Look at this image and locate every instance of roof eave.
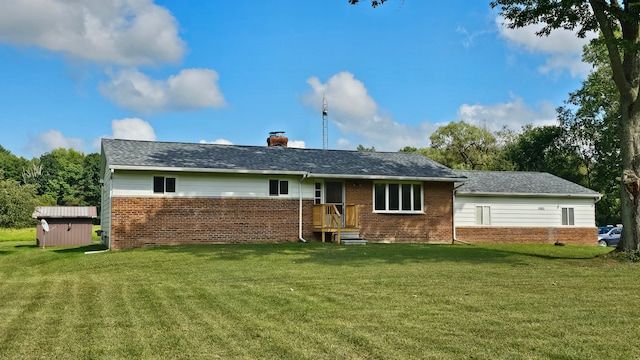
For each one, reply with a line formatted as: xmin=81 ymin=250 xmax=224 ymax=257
xmin=306 ymin=173 xmax=465 ymax=182
xmin=109 ymin=165 xmax=464 ymax=182
xmin=109 ymin=165 xmax=308 ymax=176
xmin=455 ymin=191 xmax=601 ymax=199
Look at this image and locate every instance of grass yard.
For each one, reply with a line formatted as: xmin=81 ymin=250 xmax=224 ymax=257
xmin=0 ymin=241 xmax=638 ymax=359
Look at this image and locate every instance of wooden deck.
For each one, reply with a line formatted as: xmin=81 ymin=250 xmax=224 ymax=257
xmin=312 ymin=204 xmax=359 ymax=244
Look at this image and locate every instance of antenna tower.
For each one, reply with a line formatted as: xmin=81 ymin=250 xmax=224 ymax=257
xmin=322 ymin=94 xmax=328 ymax=150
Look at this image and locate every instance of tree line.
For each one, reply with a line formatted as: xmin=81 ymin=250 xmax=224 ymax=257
xmin=0 ymin=147 xmax=100 ymax=228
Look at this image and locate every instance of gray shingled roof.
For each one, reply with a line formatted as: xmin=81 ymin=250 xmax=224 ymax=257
xmin=101 ymin=139 xmax=464 ymax=181
xmin=455 ymin=170 xmax=601 ymax=198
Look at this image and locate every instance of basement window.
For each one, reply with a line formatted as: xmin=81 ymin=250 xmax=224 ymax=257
xmin=153 ymin=176 xmax=176 ymax=194
xmin=373 ymin=182 xmax=422 ymax=213
xmin=269 ymin=179 xmax=289 ymax=196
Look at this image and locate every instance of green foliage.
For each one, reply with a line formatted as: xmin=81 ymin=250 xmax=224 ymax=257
xmin=356 ymin=144 xmax=376 ymax=152
xmin=0 ymin=146 xmax=102 ymax=225
xmin=0 ymin=145 xmax=30 ymax=182
xmin=557 ymin=34 xmax=622 ymax=226
xmin=398 ymin=146 xmax=417 ymax=152
xmin=426 ymin=121 xmax=512 ymax=170
xmin=502 ymin=124 xmax=585 ymax=184
xmin=0 ymin=177 xmax=38 ymax=228
xmin=348 ymin=0 xmax=388 ymax=7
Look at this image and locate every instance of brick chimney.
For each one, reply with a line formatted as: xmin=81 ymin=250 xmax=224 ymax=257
xmin=267 ymin=131 xmax=288 ymax=147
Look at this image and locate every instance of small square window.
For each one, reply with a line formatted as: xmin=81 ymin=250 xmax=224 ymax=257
xmin=269 ymin=179 xmax=279 ymax=196
xmin=153 ymin=176 xmax=164 ymax=193
xmin=269 ymin=179 xmax=289 ymax=196
xmin=165 ymin=177 xmax=176 ymax=193
xmin=153 ymin=176 xmax=176 ymax=194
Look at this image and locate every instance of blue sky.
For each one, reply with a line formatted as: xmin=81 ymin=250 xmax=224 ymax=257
xmin=0 ymin=1 xmax=595 ymax=158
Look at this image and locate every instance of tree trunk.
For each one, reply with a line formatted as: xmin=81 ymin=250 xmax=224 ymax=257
xmin=617 ymin=97 xmax=640 ymax=251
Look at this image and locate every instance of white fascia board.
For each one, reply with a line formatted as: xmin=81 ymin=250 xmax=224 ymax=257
xmin=455 ymin=191 xmax=601 ymax=200
xmin=108 ymin=165 xmax=465 ymax=182
xmin=306 ymin=173 xmax=465 ymax=182
xmin=108 ymin=165 xmax=307 ymax=176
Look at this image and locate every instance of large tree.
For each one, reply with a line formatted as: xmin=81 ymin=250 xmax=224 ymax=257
xmin=490 ymin=0 xmax=640 ymax=251
xmin=351 ymin=0 xmax=640 ymax=251
xmin=428 ymin=121 xmax=502 ymax=170
xmin=558 ymin=34 xmax=622 ymax=226
xmin=503 ymin=124 xmax=585 ymax=184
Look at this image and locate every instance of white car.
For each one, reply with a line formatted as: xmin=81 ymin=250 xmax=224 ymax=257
xmin=598 ymin=227 xmax=622 ymax=247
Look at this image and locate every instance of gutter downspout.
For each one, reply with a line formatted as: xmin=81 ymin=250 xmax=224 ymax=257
xmin=298 ymin=173 xmax=308 ymax=242
xmin=107 ymin=168 xmax=114 ymax=250
xmin=452 ymin=182 xmax=465 ymax=244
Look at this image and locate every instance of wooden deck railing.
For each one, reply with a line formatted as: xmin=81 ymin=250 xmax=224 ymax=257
xmin=312 ymin=204 xmax=359 ymax=243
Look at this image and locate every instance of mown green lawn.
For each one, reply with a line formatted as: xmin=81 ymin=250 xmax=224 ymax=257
xmin=0 ymin=240 xmax=637 ymax=359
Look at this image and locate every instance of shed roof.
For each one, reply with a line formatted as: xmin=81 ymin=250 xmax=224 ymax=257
xmin=32 ymin=206 xmax=98 ymax=219
xmin=101 ymin=139 xmax=464 ymax=182
xmin=454 ymin=170 xmax=601 ymax=198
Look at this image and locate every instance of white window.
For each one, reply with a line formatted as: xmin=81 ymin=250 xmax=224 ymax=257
xmin=475 ymin=206 xmax=491 ymax=225
xmin=373 ymin=182 xmax=422 ymax=213
xmin=562 ymin=207 xmax=575 ymax=226
xmin=269 ymin=179 xmax=289 ymax=196
xmin=314 ymin=182 xmax=322 ymax=205
xmin=153 ymin=176 xmax=176 ymax=194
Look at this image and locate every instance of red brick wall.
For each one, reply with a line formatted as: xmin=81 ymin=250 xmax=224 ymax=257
xmin=345 ymin=180 xmax=454 ymax=244
xmin=110 ymin=197 xmax=315 ymax=249
xmin=455 ymin=227 xmax=598 ymax=245
xmin=109 ymin=180 xmax=457 ymax=248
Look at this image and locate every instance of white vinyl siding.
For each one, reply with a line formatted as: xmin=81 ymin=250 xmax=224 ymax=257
xmin=111 ymin=171 xmax=314 ymax=199
xmin=455 ymin=195 xmax=596 ymax=228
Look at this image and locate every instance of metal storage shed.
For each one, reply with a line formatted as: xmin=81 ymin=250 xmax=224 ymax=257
xmin=32 ymin=206 xmax=98 ymax=247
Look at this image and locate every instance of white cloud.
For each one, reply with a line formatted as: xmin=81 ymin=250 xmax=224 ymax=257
xmin=24 ymin=129 xmax=85 ymax=156
xmin=111 ymin=118 xmax=156 ymax=140
xmin=90 ymin=117 xmax=155 ymax=151
xmin=457 ymin=96 xmax=557 ymax=132
xmin=287 ymin=140 xmax=306 ymax=148
xmin=303 ymin=72 xmax=433 ymax=151
xmin=495 ymin=16 xmax=596 ymax=77
xmin=100 ymin=68 xmax=226 ymax=113
xmin=0 ymin=0 xmax=185 ymax=66
xmin=304 ymin=72 xmax=377 ymax=118
xmin=199 ymin=138 xmax=233 ymax=145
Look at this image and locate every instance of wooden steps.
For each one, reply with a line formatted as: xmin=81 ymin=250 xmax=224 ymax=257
xmin=336 ymin=231 xmax=367 ymax=245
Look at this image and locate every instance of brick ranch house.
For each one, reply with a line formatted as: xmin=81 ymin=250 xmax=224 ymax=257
xmin=100 ymin=137 xmax=464 ymax=249
xmin=99 ymin=137 xmax=601 ymax=250
xmin=454 ymin=170 xmax=601 ymax=245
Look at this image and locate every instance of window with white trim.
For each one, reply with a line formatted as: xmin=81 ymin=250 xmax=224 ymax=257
xmin=475 ymin=206 xmax=491 ymax=225
xmin=373 ymin=182 xmax=422 ymax=213
xmin=561 ymin=207 xmax=575 ymax=225
xmin=269 ymin=179 xmax=289 ymax=196
xmin=153 ymin=176 xmax=176 ymax=194
xmin=314 ymin=182 xmax=322 ymax=204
